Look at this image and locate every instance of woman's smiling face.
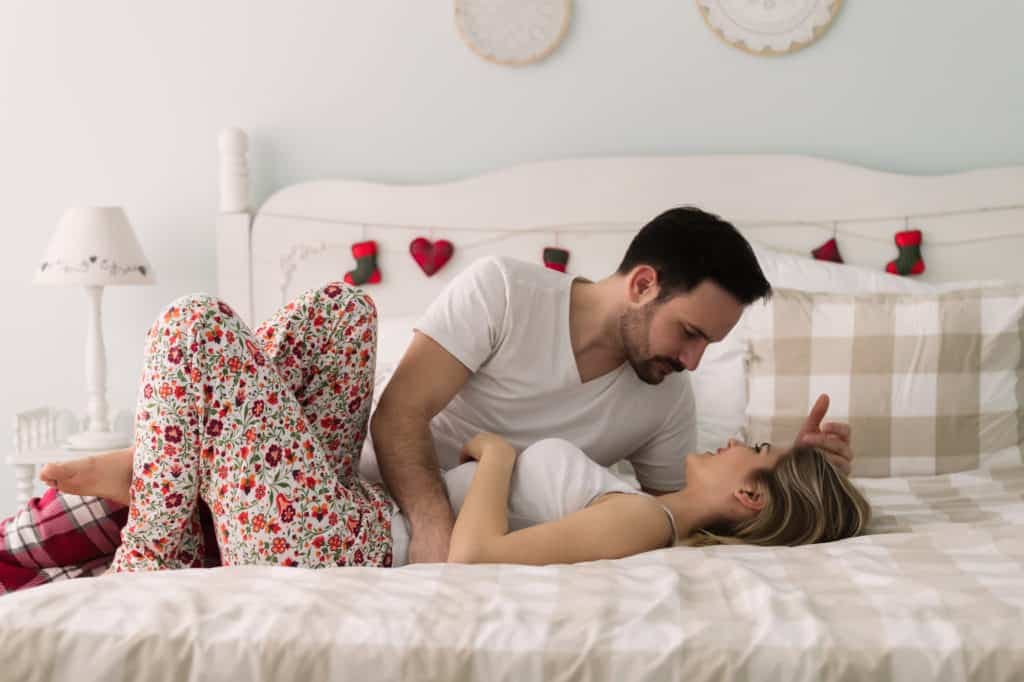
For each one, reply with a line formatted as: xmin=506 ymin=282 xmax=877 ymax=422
xmin=685 ymin=439 xmax=785 ymax=515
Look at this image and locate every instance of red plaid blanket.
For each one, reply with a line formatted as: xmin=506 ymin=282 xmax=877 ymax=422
xmin=0 ymin=489 xmax=126 ymax=594
xmin=0 ymin=489 xmax=219 ymax=594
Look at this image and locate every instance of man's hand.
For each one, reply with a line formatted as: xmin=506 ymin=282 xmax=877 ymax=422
xmin=408 ymin=520 xmax=453 ymax=564
xmin=373 ymin=332 xmax=471 ymax=565
xmin=795 ymin=394 xmax=854 ymax=475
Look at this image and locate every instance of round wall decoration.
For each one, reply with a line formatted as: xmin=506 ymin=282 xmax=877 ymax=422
xmin=455 ymin=0 xmax=572 ymax=66
xmin=696 ymin=0 xmax=842 ymax=56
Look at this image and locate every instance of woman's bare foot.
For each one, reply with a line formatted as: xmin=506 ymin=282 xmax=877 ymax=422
xmin=39 ymin=447 xmax=134 ymax=506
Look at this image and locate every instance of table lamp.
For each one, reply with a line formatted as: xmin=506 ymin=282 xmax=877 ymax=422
xmin=35 ymin=206 xmax=154 ymax=450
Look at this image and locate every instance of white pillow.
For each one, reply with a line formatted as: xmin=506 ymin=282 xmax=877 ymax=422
xmin=692 ymin=245 xmax=941 ymax=453
xmin=376 ymin=314 xmax=419 ymax=373
xmin=371 ymin=314 xmax=418 ymax=414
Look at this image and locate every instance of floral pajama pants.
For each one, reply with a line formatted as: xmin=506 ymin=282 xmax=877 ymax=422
xmin=109 ymin=283 xmax=397 ymax=572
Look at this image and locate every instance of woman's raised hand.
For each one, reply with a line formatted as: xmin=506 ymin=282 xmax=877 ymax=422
xmin=796 ymin=394 xmax=854 ymax=475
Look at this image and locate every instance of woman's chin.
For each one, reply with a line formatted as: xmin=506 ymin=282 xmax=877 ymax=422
xmin=684 ymin=451 xmax=712 ymax=483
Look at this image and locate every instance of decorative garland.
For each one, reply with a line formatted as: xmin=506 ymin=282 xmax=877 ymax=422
xmin=262 ymin=202 xmax=1024 ymax=283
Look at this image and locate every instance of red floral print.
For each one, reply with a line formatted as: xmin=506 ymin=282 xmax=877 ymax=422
xmin=110 ymin=283 xmax=395 ymax=572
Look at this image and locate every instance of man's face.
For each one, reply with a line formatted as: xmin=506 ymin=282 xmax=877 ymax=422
xmin=619 ymin=278 xmax=744 ymax=385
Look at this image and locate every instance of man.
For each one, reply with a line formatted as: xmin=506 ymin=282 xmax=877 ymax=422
xmin=370 ymin=207 xmax=854 ymax=564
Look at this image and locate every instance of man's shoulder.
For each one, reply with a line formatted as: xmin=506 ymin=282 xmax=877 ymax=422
xmin=464 ymin=256 xmax=568 ymax=297
xmin=457 ymin=256 xmax=518 ymax=289
xmin=471 ymin=255 xmax=549 ymax=278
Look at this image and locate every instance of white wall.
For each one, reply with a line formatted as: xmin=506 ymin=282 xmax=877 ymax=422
xmin=1 ymin=1 xmax=1022 ymax=510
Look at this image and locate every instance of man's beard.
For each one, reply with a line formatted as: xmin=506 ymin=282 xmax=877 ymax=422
xmin=619 ymin=302 xmax=684 ymax=385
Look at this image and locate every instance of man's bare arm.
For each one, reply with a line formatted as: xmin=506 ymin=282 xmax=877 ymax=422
xmin=371 ymin=332 xmax=471 ymax=563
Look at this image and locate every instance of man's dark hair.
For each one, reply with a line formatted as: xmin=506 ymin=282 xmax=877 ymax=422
xmin=617 ymin=206 xmax=771 ymax=304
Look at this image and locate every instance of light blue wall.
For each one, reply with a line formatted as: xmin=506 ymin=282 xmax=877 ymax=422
xmin=0 ymin=1 xmax=1021 ymax=510
xmin=238 ymin=1 xmax=1024 ymax=202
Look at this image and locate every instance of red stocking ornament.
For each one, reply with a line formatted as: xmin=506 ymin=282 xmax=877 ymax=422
xmin=344 ymin=240 xmax=381 ymax=285
xmin=886 ymin=229 xmax=925 ymax=276
xmin=543 ymin=247 xmax=570 ymax=273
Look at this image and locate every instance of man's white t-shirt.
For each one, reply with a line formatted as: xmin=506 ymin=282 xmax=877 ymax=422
xmin=362 ymin=256 xmax=696 ymax=493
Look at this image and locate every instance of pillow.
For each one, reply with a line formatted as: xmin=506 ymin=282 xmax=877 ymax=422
xmin=750 ymin=244 xmax=938 ymax=296
xmin=370 ymin=315 xmax=418 ymax=415
xmin=691 ymin=245 xmax=938 ymax=453
xmin=376 ymin=314 xmax=419 ymax=371
xmin=744 ymin=286 xmax=1024 ymax=477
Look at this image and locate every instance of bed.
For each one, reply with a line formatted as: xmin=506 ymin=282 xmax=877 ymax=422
xmin=1 ymin=129 xmax=1022 ymax=681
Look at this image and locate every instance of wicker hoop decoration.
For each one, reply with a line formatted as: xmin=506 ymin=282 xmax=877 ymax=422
xmin=696 ymin=0 xmax=842 ymax=56
xmin=455 ymin=0 xmax=572 ymax=66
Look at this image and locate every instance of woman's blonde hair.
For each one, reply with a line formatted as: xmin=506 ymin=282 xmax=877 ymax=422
xmin=683 ymin=446 xmax=871 ymax=548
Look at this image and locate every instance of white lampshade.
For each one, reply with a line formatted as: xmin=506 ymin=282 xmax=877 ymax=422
xmin=35 ymin=206 xmax=154 ymax=286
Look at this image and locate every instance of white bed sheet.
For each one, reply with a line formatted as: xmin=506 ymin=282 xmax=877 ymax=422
xmin=1 ymin=466 xmax=1022 ymax=682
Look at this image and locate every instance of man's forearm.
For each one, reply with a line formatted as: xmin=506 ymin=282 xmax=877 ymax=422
xmin=371 ymin=410 xmax=455 ymax=535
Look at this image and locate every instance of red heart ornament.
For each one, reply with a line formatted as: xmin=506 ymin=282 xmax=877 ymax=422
xmin=409 ymin=238 xmax=454 ymax=277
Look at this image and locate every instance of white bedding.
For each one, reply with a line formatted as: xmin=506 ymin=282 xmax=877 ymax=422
xmin=1 ymin=466 xmax=1022 ymax=682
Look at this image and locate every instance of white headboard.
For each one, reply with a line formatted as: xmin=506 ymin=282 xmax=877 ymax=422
xmin=215 ymin=128 xmax=1024 ymax=329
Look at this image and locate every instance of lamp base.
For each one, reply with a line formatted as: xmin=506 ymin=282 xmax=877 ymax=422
xmin=65 ymin=430 xmax=132 ymax=451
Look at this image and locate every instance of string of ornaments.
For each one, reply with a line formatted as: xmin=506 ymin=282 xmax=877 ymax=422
xmin=812 ymin=224 xmax=926 ymax=276
xmin=343 ymin=229 xmax=926 ymax=285
xmin=344 ymin=237 xmax=573 ymax=285
xmin=264 ymin=200 xmax=1024 ymax=285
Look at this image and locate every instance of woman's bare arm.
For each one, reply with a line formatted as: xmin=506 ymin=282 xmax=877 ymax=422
xmin=448 ymin=436 xmax=673 ymax=565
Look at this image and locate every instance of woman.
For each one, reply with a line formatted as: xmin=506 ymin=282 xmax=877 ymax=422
xmin=41 ymin=284 xmax=870 ymax=571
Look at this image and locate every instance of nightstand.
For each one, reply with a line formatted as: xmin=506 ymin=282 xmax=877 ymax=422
xmin=8 ymin=407 xmax=131 ymax=507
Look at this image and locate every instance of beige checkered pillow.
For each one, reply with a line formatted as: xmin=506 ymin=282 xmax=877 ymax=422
xmin=745 ymin=286 xmax=1024 ymax=477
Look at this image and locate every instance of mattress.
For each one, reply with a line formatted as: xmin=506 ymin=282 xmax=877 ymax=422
xmin=0 ymin=466 xmax=1022 ymax=682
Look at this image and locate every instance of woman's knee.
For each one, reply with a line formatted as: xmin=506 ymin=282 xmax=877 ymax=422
xmin=323 ymin=283 xmax=377 ymax=317
xmin=320 ymin=283 xmax=378 ymax=348
xmin=292 ymin=283 xmax=377 ymax=331
xmin=149 ymin=294 xmax=240 ymax=337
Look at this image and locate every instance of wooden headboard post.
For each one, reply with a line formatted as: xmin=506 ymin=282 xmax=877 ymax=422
xmin=216 ymin=127 xmax=255 ymax=325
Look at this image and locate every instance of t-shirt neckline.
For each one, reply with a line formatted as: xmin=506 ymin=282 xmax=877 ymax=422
xmin=563 ymin=276 xmax=628 ymax=387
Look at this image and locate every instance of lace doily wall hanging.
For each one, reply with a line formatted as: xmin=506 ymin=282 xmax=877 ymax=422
xmin=455 ymin=0 xmax=572 ymax=66
xmin=696 ymin=0 xmax=842 ymax=56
